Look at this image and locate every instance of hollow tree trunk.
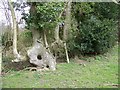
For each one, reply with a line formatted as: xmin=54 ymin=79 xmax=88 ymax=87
xmin=27 ymin=3 xmax=56 ymax=71
xmin=27 ymin=39 xmax=56 ymax=71
xmin=28 ymin=28 xmax=56 ymax=71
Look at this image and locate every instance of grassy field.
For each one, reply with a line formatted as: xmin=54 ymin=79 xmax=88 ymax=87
xmin=2 ymin=45 xmax=118 ymax=88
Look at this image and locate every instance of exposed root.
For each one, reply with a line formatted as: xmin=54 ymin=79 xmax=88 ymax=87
xmin=24 ymin=67 xmax=49 ymax=72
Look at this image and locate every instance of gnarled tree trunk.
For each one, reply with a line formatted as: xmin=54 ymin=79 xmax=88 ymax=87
xmin=27 ymin=3 xmax=56 ymax=71
xmin=27 ymin=39 xmax=56 ymax=71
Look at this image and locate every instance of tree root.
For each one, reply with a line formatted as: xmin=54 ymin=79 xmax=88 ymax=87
xmin=24 ymin=67 xmax=49 ymax=72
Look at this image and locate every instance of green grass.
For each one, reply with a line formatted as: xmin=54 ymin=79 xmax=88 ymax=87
xmin=2 ymin=45 xmax=118 ymax=88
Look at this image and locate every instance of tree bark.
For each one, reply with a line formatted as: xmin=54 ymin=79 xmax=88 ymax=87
xmin=63 ymin=1 xmax=72 ymax=63
xmin=43 ymin=30 xmax=50 ymax=53
xmin=55 ymin=24 xmax=60 ymax=42
xmin=54 ymin=2 xmax=68 ymax=42
xmin=27 ymin=3 xmax=56 ymax=71
xmin=63 ymin=1 xmax=71 ymax=41
xmin=8 ymin=0 xmax=20 ymax=62
xmin=27 ymin=39 xmax=56 ymax=71
xmin=51 ymin=2 xmax=71 ymax=63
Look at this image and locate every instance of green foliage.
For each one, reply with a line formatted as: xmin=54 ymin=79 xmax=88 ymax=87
xmin=23 ymin=2 xmax=64 ymax=31
xmin=76 ymin=17 xmax=117 ymax=54
xmin=22 ymin=2 xmax=118 ymax=55
xmin=72 ymin=2 xmax=95 ymax=24
xmin=1 ymin=31 xmax=12 ymax=46
xmin=94 ymin=3 xmax=118 ymax=20
xmin=69 ymin=3 xmax=118 ymax=55
xmin=18 ymin=30 xmax=33 ymax=47
xmin=2 ymin=33 xmax=7 ymax=46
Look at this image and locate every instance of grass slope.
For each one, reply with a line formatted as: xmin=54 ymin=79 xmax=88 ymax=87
xmin=2 ymin=45 xmax=118 ymax=88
